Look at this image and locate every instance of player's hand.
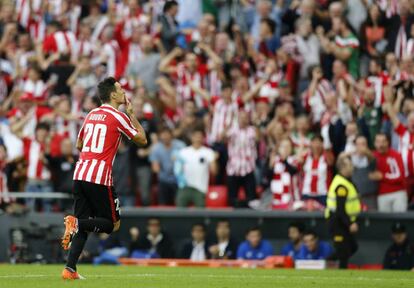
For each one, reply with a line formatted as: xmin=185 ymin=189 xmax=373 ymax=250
xmin=125 ymin=94 xmax=134 ymax=116
xmin=349 ymin=222 xmax=358 ymax=234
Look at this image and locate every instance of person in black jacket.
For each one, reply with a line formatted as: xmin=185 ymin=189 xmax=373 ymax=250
xmin=159 ymin=1 xmax=180 ymax=52
xmin=129 ymin=218 xmax=174 ymax=258
xmin=180 ymin=223 xmax=210 ymax=260
xmin=208 ymin=219 xmax=238 ymax=259
xmin=383 ymin=222 xmax=414 ymax=271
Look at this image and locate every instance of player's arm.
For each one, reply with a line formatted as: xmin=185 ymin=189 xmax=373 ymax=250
xmin=125 ymin=97 xmax=148 ymax=146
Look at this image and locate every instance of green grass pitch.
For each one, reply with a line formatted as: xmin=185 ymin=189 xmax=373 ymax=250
xmin=0 ymin=265 xmax=413 ymax=288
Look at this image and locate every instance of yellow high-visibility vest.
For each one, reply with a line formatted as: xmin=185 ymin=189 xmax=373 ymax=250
xmin=325 ymin=174 xmax=361 ymax=222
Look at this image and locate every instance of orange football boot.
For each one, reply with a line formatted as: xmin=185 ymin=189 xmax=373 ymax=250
xmin=61 ymin=267 xmax=85 ymax=280
xmin=61 ymin=215 xmax=78 ymax=250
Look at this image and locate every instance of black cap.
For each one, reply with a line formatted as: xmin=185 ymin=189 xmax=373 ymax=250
xmin=391 ymin=222 xmax=406 ymax=234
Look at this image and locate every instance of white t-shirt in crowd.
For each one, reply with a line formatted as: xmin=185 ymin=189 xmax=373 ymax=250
xmin=179 ymin=146 xmax=215 ymax=193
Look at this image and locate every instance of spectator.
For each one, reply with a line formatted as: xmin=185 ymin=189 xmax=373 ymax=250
xmin=16 ymin=122 xmax=53 ymax=211
xmin=66 ymin=56 xmax=97 ymax=94
xmin=125 ymin=34 xmax=162 ymax=94
xmin=226 ymin=110 xmax=258 ymax=208
xmin=113 ymin=139 xmax=132 ymax=207
xmin=359 ymin=4 xmax=386 ymax=76
xmin=175 ymin=129 xmax=217 ymax=208
xmin=160 ymin=1 xmax=180 ymax=52
xmin=371 ymin=133 xmax=407 ymax=212
xmin=351 ymin=135 xmax=378 ymax=210
xmin=383 ymin=222 xmax=414 ymax=270
xmin=92 ymin=233 xmax=127 ymax=265
xmin=180 ymin=223 xmax=209 ymax=260
xmin=150 ymin=127 xmax=185 ymax=205
xmin=129 ymin=218 xmax=175 ymax=259
xmin=208 ymin=219 xmax=238 ymax=260
xmin=281 ymin=222 xmax=305 ymax=260
xmin=129 ymin=97 xmax=157 ymax=207
xmin=318 ymin=16 xmax=360 ymax=78
xmin=388 ymin=94 xmax=414 ymax=205
xmin=269 ymin=138 xmax=300 ymax=210
xmin=297 ymin=230 xmax=333 ymax=260
xmin=0 ymin=143 xmax=10 ymax=211
xmin=237 ymin=226 xmax=273 ymax=260
xmin=47 ymin=137 xmax=77 ymax=210
xmin=299 ymin=134 xmax=334 ymax=207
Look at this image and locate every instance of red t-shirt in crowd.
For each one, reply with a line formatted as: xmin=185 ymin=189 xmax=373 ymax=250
xmin=373 ymin=149 xmax=406 ymax=195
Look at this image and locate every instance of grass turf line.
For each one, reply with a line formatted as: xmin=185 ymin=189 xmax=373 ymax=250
xmin=0 ymin=265 xmax=413 ymax=288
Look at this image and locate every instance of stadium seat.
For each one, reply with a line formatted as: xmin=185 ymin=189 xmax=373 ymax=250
xmin=206 ymin=186 xmax=228 ymax=208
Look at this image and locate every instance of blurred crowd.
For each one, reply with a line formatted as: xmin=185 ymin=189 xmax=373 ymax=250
xmin=0 ymin=0 xmax=414 ymax=212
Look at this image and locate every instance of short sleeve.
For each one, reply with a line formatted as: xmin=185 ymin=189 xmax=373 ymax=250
xmin=204 ymin=148 xmax=215 ymax=163
xmin=116 ymin=113 xmax=139 ymax=140
xmin=149 ymin=144 xmax=160 ymax=163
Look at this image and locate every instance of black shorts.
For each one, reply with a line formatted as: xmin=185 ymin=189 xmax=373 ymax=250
xmin=73 ymin=180 xmax=120 ymax=223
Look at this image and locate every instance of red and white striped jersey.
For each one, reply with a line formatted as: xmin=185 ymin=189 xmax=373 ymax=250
xmin=395 ymin=122 xmax=414 ymax=179
xmin=257 ymin=71 xmax=284 ymax=103
xmin=91 ymin=16 xmax=110 ymax=43
xmin=366 ymin=72 xmax=390 ymax=107
xmin=23 ymin=138 xmax=51 ymax=181
xmin=74 ymin=40 xmax=94 ymax=58
xmin=16 ymin=0 xmax=42 ymax=28
xmin=28 ymin=16 xmax=46 ymax=42
xmin=270 ymin=156 xmax=300 ymax=209
xmin=7 ymin=106 xmax=52 ymax=138
xmin=176 ymin=63 xmax=207 ymax=108
xmin=21 ymin=79 xmax=48 ymax=102
xmin=226 ymin=126 xmax=257 ymax=176
xmin=302 ymin=79 xmax=333 ymax=124
xmin=394 ymin=123 xmax=414 ymax=152
xmin=301 ymin=154 xmax=331 ymax=197
xmin=401 ymin=148 xmax=414 ymax=177
xmin=73 ymin=104 xmax=139 ymax=186
xmin=209 ymin=99 xmax=239 ymax=143
xmin=208 ymin=69 xmax=222 ymax=99
xmin=102 ymin=40 xmax=121 ymax=78
xmin=43 ymin=31 xmax=77 ymax=55
xmin=406 ymin=39 xmax=414 ymax=58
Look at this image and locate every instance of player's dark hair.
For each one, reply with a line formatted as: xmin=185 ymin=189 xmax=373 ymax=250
xmin=163 ymin=0 xmax=178 ymax=13
xmin=288 ymin=222 xmax=305 ymax=234
xmin=91 ymin=96 xmax=102 ymax=107
xmin=35 ymin=122 xmax=50 ymax=132
xmin=97 ymin=77 xmax=117 ymax=103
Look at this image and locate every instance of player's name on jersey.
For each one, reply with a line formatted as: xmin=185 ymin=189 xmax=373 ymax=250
xmin=88 ymin=114 xmax=107 ymax=121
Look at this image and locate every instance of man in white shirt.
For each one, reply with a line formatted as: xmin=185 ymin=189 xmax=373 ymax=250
xmin=176 ymin=129 xmax=218 ymax=207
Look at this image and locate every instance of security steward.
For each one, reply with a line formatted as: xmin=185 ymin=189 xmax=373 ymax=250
xmin=325 ymin=154 xmax=361 ymax=269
